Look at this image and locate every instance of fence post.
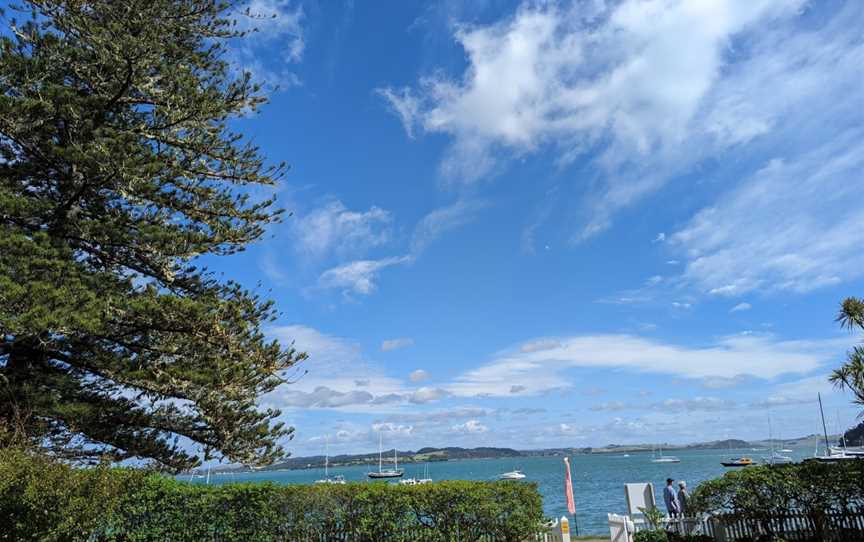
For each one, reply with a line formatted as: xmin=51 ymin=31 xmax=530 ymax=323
xmin=560 ymin=516 xmax=571 ymax=542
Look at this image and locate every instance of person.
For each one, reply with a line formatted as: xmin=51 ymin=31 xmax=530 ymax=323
xmin=663 ymin=477 xmax=681 ymax=517
xmin=677 ymin=480 xmax=689 ymax=517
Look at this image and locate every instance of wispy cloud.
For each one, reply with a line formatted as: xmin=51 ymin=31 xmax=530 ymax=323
xmin=591 ymin=397 xmax=738 ymax=413
xmin=410 ymin=199 xmax=486 ymax=255
xmin=379 ymin=0 xmax=810 ymax=236
xmin=382 ymin=338 xmax=415 ymax=352
xmin=291 ymin=200 xmax=392 ymax=260
xmin=731 ymin=303 xmax=752 ymax=313
xmin=231 ymin=0 xmax=305 ymax=87
xmin=450 ymin=419 xmax=489 ymax=434
xmin=672 ymin=134 xmax=864 ymax=297
xmin=408 ymin=368 xmax=429 ymax=382
xmin=447 ymin=333 xmax=846 ymax=397
xmin=318 ymin=256 xmax=411 ymax=296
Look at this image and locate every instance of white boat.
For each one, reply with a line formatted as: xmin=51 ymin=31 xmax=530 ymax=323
xmin=651 ymin=444 xmax=680 ymax=463
xmin=367 ymin=432 xmax=404 ymax=479
xmin=831 ymin=446 xmax=864 ymax=457
xmin=805 ymin=393 xmax=860 ymax=463
xmin=764 ymin=412 xmax=793 ymax=465
xmin=399 ymin=464 xmax=432 ymax=485
xmin=764 ymin=451 xmax=793 ymax=465
xmin=499 ymin=470 xmax=526 ymax=480
xmin=315 ymin=435 xmax=346 ymax=484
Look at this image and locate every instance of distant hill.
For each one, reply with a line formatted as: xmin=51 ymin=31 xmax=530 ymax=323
xmin=243 ymin=446 xmax=524 ymax=472
xmin=207 ymin=434 xmax=836 ymax=473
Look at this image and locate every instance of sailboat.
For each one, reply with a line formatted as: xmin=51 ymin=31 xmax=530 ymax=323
xmin=808 ymin=394 xmax=858 ymax=463
xmin=651 ymin=443 xmax=680 ymax=463
xmin=367 ymin=432 xmax=404 ymax=479
xmin=764 ymin=411 xmax=793 ymax=465
xmin=315 ymin=435 xmax=346 ymax=484
xmin=399 ymin=463 xmax=433 ymax=485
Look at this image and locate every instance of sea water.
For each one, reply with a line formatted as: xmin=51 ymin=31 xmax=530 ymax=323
xmin=193 ymin=447 xmax=815 ymax=535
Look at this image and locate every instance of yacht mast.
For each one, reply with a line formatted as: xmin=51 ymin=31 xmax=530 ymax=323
xmin=378 ymin=432 xmax=383 ymax=472
xmin=818 ymin=393 xmax=831 ymax=454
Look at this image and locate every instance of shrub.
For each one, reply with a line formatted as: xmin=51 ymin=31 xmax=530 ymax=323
xmin=0 ymin=448 xmax=545 ymax=541
xmin=690 ymin=460 xmax=864 ymax=541
xmin=634 ymin=529 xmax=668 ymax=542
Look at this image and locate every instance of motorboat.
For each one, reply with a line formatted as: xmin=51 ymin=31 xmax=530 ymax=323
xmin=721 ymin=457 xmax=756 ymax=467
xmin=499 ymin=470 xmax=526 ymax=480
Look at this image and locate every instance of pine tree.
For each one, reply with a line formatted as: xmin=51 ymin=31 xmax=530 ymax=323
xmin=0 ymin=0 xmax=305 ymax=471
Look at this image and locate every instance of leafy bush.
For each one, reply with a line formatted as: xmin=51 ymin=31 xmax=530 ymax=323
xmin=634 ymin=529 xmax=668 ymax=542
xmin=0 ymin=448 xmax=544 ymax=541
xmin=690 ymin=460 xmax=864 ymax=541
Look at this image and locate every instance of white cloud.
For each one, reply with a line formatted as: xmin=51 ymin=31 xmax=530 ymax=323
xmin=451 ymin=419 xmax=489 ymax=434
xmin=592 ymin=397 xmax=738 ymax=413
xmin=731 ymin=303 xmax=752 ymax=313
xmin=383 ymin=338 xmax=415 ymax=352
xmin=280 ymin=386 xmax=374 ymax=408
xmin=410 ymin=200 xmax=486 ymax=255
xmin=672 ymin=134 xmax=864 ymax=297
xmin=408 ymin=387 xmax=449 ymax=404
xmin=232 ymin=0 xmax=305 ymax=87
xmin=371 ymin=422 xmax=415 ymax=437
xmin=408 ymin=368 xmax=429 ymax=382
xmin=447 ymin=333 xmax=846 ymax=397
xmin=380 ymin=0 xmax=807 ymax=232
xmin=376 ymin=87 xmax=421 ymax=138
xmin=291 ymin=201 xmax=392 ymax=260
xmin=318 ymin=256 xmax=411 ymax=295
xmin=265 ymin=325 xmax=406 ymax=411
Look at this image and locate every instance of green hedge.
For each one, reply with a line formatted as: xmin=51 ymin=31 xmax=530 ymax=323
xmin=0 ymin=448 xmax=545 ymax=542
xmin=690 ymin=460 xmax=864 ymax=541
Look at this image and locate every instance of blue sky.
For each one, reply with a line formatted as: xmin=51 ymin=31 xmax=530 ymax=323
xmin=209 ymin=0 xmax=863 ymax=456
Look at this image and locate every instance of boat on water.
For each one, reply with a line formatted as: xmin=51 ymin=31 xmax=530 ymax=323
xmin=805 ymin=393 xmax=861 ymax=464
xmin=399 ymin=464 xmax=432 ymax=485
xmin=831 ymin=446 xmax=864 ymax=457
xmin=367 ymin=432 xmax=404 ymax=479
xmin=650 ymin=444 xmax=681 ymax=464
xmin=721 ymin=457 xmax=756 ymax=467
xmin=315 ymin=436 xmax=346 ymax=485
xmin=499 ymin=470 xmax=526 ymax=480
xmin=764 ymin=451 xmax=794 ymax=465
xmin=763 ymin=411 xmax=794 ymax=465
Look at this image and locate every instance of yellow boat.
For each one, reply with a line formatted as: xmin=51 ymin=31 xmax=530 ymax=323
xmin=721 ymin=457 xmax=756 ymax=467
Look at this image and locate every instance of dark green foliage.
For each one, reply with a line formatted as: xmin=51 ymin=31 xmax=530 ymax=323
xmin=690 ymin=461 xmax=864 ymax=541
xmin=845 ymin=421 xmax=864 ymax=447
xmin=0 ymin=448 xmax=546 ymax=541
xmin=0 ymin=0 xmax=305 ymax=471
xmin=831 ymin=297 xmax=864 ymax=413
xmin=666 ymin=535 xmax=712 ymax=542
xmin=634 ymin=529 xmax=669 ymax=542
